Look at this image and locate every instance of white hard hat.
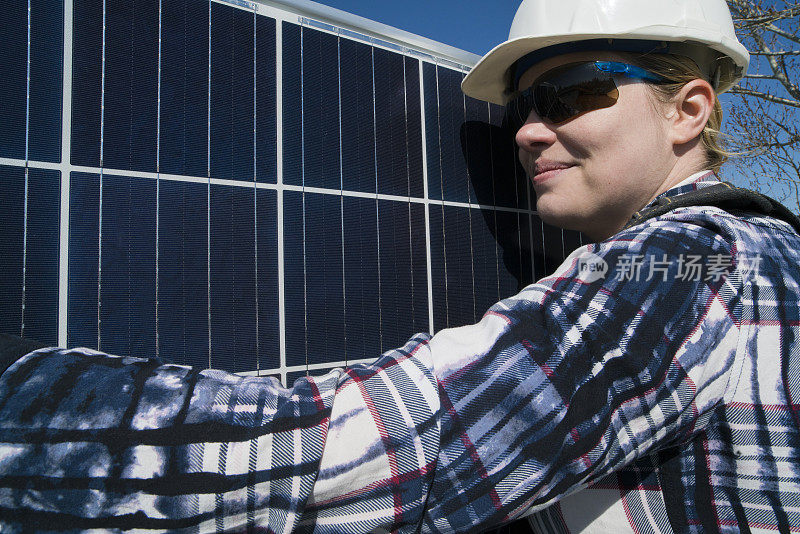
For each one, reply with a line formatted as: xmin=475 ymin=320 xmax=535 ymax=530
xmin=462 ymin=0 xmax=750 ymax=104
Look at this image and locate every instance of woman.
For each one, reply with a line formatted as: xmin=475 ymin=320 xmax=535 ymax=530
xmin=1 ymin=0 xmax=799 ymax=532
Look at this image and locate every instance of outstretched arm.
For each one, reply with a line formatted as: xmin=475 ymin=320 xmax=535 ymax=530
xmin=0 ymin=212 xmax=744 ymax=533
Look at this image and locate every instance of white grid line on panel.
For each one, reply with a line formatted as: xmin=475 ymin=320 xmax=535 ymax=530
xmin=418 ymin=58 xmax=434 ymax=335
xmin=337 ymin=29 xmax=347 ymax=367
xmin=97 ymin=0 xmax=107 ymax=351
xmin=370 ymin=40 xmax=383 ymax=352
xmin=0 ymin=158 xmax=541 ymax=217
xmin=518 ymin=126 xmax=537 ymax=283
xmin=540 ymin=218 xmax=546 ymax=282
xmin=22 ymin=0 xmax=31 ymax=337
xmin=253 ymin=6 xmax=260 ymax=373
xmin=434 ymin=62 xmax=449 ymax=329
xmin=22 ymin=167 xmax=29 ymax=337
xmin=207 ymin=0 xmax=213 ymax=370
xmin=488 ymin=103 xmax=501 ymax=303
xmin=403 ymin=51 xmax=416 ymax=338
xmin=300 ymin=22 xmax=310 ymax=378
xmin=462 ymin=74 xmax=477 ymax=324
xmin=155 ymin=0 xmax=163 ymax=358
xmin=58 ymin=0 xmax=74 ymax=347
xmin=25 ymin=0 xmax=31 ymax=165
xmin=275 ymin=14 xmax=287 ymax=386
xmin=501 ymin=103 xmax=524 ymax=289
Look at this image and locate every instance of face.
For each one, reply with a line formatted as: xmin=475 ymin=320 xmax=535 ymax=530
xmin=514 ymin=52 xmax=679 ymax=241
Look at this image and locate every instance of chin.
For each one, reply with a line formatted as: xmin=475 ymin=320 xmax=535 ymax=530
xmin=535 ymin=200 xmax=610 ymax=240
xmin=535 ymin=198 xmax=584 ymax=231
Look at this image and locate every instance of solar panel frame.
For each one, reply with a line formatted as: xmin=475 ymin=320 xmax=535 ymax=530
xmin=0 ymin=0 xmax=584 ymax=386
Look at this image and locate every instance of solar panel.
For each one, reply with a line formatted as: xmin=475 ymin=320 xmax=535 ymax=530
xmin=0 ymin=0 xmax=583 ymax=385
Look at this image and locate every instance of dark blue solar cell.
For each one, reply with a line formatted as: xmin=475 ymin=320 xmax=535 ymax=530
xmin=486 ymin=102 xmax=529 ymax=211
xmin=494 ymin=210 xmax=531 ymax=295
xmin=0 ymin=166 xmax=26 ymax=337
xmin=438 ymin=67 xmax=469 ymax=204
xmin=532 ymin=216 xmax=575 ymax=277
xmin=342 ymin=196 xmax=381 ymax=361
xmin=29 ymin=0 xmax=64 ymax=163
xmin=423 ymin=62 xmax=441 ymax=201
xmin=160 ymin=0 xmax=209 ymax=178
xmin=471 ymin=207 xmax=501 ymax=317
xmin=447 ymin=206 xmax=479 ymax=327
xmin=464 ymin=96 xmax=490 ymax=205
xmin=300 ymin=27 xmax=341 ymax=190
xmin=404 ymin=57 xmax=424 ymax=199
xmin=374 ymin=47 xmax=409 ymax=198
xmin=543 ymin=224 xmax=584 ymax=275
xmin=157 ymin=179 xmax=209 ymax=368
xmin=103 ymin=0 xmax=159 ymax=172
xmin=256 ymin=16 xmax=277 ymax=184
xmin=283 ymin=191 xmax=345 ymax=367
xmin=71 ymin=0 xmax=103 ymax=168
xmin=99 ymin=174 xmax=157 ymax=358
xmin=339 ymin=37 xmax=375 ymax=194
xmin=282 ymin=22 xmax=302 ymax=187
xmin=282 ymin=190 xmax=304 ymax=364
xmin=304 ymin=192 xmax=346 ymax=364
xmin=210 ymin=3 xmax=254 ymax=182
xmin=209 ymin=184 xmax=258 ymax=373
xmin=517 ymin=213 xmax=535 ymax=286
xmin=22 ymin=168 xmax=60 ymax=344
xmin=428 ymin=204 xmax=446 ymax=332
xmin=256 ymin=188 xmax=279 ymax=370
xmin=408 ymin=202 xmax=430 ymax=333
xmin=67 ymin=172 xmax=100 ymax=349
xmin=429 ymin=204 xmax=476 ymax=332
xmin=0 ymin=0 xmax=28 ymax=159
xmin=377 ymin=199 xmax=429 ymax=351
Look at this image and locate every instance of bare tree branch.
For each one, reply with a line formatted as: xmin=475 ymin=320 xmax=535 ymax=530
xmin=750 ymin=50 xmax=800 ymax=56
xmin=724 ymin=0 xmax=800 ymax=212
xmin=749 ymin=28 xmax=800 ymax=100
xmin=762 ymin=22 xmax=800 ymax=45
xmin=729 ymin=86 xmax=800 ymax=107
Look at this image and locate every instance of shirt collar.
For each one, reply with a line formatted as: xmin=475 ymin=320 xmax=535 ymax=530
xmin=643 ymin=170 xmax=719 ymax=210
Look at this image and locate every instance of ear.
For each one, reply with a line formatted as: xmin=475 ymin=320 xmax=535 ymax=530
xmin=667 ymin=79 xmax=715 ymax=146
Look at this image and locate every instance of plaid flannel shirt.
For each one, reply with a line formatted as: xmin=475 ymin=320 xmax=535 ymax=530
xmin=2 ymin=173 xmax=800 ymax=533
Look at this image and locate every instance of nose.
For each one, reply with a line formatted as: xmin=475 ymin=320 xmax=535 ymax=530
xmin=514 ymin=109 xmax=557 ymax=153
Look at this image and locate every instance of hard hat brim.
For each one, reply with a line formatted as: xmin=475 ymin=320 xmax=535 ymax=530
xmin=462 ymin=30 xmax=749 ymax=105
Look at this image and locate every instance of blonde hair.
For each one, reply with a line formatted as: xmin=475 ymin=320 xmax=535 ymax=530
xmin=622 ymin=53 xmax=729 ymax=173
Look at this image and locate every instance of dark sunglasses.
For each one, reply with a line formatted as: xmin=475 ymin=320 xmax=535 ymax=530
xmin=506 ymin=61 xmax=665 ymax=128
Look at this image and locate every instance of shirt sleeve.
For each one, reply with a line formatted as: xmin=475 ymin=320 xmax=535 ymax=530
xmin=0 ymin=213 xmax=745 ymax=533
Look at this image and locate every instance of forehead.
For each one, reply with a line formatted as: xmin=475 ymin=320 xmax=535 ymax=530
xmin=516 ymin=51 xmax=629 ymax=90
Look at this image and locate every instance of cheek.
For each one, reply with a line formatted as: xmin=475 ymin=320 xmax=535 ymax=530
xmin=581 ymin=98 xmax=666 ymax=180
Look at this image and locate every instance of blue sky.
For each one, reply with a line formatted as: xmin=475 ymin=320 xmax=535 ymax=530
xmin=310 ymin=0 xmax=521 ymax=56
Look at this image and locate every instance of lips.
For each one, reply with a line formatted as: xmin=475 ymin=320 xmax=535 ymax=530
xmin=532 ymin=160 xmax=573 ymax=184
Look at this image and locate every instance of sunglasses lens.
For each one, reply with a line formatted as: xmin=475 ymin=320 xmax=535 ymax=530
xmin=507 ymin=62 xmax=621 ymax=127
xmin=534 ymin=84 xmax=577 ymax=124
xmin=506 ymin=92 xmax=534 ymax=130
